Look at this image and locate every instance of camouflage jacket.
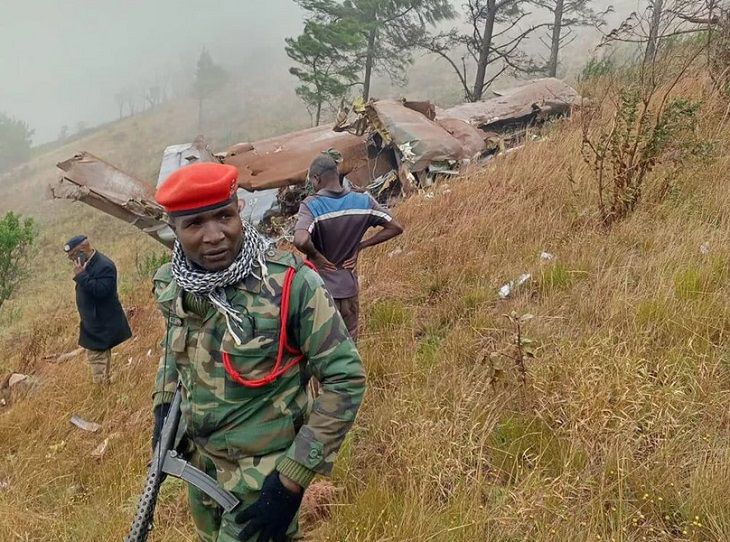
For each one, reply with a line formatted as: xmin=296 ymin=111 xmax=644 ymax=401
xmin=152 ymin=248 xmax=366 ymax=492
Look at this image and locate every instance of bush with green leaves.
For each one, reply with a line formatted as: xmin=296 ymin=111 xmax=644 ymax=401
xmin=135 ymin=250 xmax=171 ymax=278
xmin=582 ymin=84 xmax=700 ymax=226
xmin=0 ymin=212 xmax=37 ymax=310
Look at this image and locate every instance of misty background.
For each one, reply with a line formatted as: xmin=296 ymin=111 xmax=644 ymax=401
xmin=1 ymin=0 xmax=639 ymax=146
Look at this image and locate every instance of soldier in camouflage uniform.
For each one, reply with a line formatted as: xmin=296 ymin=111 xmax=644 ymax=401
xmin=151 ymin=162 xmax=366 ymax=542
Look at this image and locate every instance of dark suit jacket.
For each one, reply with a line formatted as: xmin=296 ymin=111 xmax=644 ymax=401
xmin=74 ymin=251 xmax=132 ymax=351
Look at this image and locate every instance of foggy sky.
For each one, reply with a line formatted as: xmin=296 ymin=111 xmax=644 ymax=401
xmin=0 ymin=0 xmax=304 ymax=143
xmin=1 ymin=0 xmax=640 ymax=145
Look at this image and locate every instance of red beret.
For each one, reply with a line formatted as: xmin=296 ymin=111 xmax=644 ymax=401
xmin=156 ymin=162 xmax=239 ymax=217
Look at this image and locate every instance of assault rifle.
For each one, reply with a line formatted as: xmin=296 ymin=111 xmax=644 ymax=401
xmin=124 ymin=385 xmax=240 ymax=541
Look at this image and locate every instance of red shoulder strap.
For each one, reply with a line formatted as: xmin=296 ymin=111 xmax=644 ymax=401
xmin=221 ymin=259 xmax=316 ymax=388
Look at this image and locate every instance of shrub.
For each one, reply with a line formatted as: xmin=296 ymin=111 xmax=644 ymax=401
xmin=0 ymin=211 xmax=36 ymax=311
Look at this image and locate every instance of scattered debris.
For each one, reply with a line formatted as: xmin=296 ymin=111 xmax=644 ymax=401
xmin=91 ymin=438 xmax=110 ymax=459
xmin=498 ymin=273 xmax=532 ymax=299
xmin=700 ymin=242 xmax=711 ymax=255
xmin=540 ymin=251 xmax=555 ymax=262
xmin=388 ymin=247 xmax=404 ymax=258
xmin=8 ymin=373 xmax=28 ymax=387
xmin=52 ymin=78 xmax=581 ymax=246
xmin=0 ymin=372 xmax=35 ymax=407
xmin=70 ymin=415 xmax=102 ymax=433
xmin=44 ymin=347 xmax=84 ymax=364
xmin=0 ymin=478 xmax=10 ymax=491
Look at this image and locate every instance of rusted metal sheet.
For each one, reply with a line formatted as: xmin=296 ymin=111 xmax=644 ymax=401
xmin=434 ymin=118 xmax=487 ymax=159
xmin=52 ymin=77 xmax=582 ymax=246
xmin=364 ymin=100 xmax=468 ymax=171
xmin=52 ymin=152 xmax=174 ymax=248
xmin=220 ymin=126 xmax=368 ymax=191
xmin=440 ymin=78 xmax=580 ymax=131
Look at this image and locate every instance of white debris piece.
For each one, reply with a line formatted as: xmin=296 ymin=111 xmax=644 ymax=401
xmin=70 ymin=415 xmax=101 ymax=433
xmin=8 ymin=374 xmax=29 ymax=387
xmin=388 ymin=247 xmax=403 ymax=258
xmin=498 ymin=273 xmax=532 ymax=299
xmin=91 ymin=438 xmax=110 ymax=459
xmin=700 ymin=242 xmax=711 ymax=255
xmin=540 ymin=251 xmax=555 ymax=262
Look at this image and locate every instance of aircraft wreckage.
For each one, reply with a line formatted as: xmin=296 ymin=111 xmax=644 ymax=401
xmin=51 ymin=78 xmax=581 ymax=247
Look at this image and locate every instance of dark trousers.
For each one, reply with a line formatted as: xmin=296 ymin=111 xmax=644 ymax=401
xmin=334 ymin=295 xmax=359 ymax=342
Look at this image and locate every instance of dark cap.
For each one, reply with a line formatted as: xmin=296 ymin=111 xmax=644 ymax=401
xmin=63 ymin=235 xmax=87 ymax=253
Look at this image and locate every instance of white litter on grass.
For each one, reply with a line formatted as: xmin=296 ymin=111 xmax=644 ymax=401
xmin=540 ymin=252 xmax=555 ymax=262
xmin=91 ymin=438 xmax=110 ymax=459
xmin=8 ymin=373 xmax=29 ymax=387
xmin=146 ymin=349 xmax=152 ymax=357
xmin=70 ymin=415 xmax=101 ymax=433
xmin=499 ymin=273 xmax=532 ymax=299
xmin=388 ymin=247 xmax=403 ymax=258
xmin=700 ymin=242 xmax=711 ymax=255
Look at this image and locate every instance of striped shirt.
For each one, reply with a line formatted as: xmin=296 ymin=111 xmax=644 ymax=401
xmin=295 ymin=188 xmax=392 ymax=298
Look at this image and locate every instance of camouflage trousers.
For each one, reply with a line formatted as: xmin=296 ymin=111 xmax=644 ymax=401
xmin=188 ymin=450 xmax=301 ymax=542
xmin=85 ymin=348 xmax=111 ymax=384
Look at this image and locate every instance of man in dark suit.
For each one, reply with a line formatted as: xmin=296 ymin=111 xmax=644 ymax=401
xmin=64 ymin=235 xmax=132 ymax=384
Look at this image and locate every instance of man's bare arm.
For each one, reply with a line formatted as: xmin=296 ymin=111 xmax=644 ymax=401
xmin=342 ymin=219 xmax=404 ymax=269
xmin=293 ymin=230 xmax=336 ymax=271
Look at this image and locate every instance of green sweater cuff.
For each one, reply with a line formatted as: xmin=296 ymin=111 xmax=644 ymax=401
xmin=152 ymin=390 xmax=175 ymax=407
xmin=277 ymin=457 xmax=317 ymax=488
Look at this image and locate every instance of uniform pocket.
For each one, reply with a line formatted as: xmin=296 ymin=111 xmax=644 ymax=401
xmin=220 ymin=319 xmax=280 ymax=400
xmin=224 ymin=416 xmax=295 ymax=460
xmin=168 ymin=324 xmax=187 ymax=353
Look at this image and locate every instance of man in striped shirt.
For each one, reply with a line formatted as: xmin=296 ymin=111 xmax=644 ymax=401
xmin=294 ymin=155 xmax=404 ymax=341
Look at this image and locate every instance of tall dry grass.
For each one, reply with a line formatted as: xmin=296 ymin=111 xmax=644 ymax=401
xmin=2 ymin=61 xmax=730 ymax=541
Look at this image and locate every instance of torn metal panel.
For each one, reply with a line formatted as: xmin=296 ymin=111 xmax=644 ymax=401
xmin=440 ymin=78 xmax=580 ymax=132
xmin=220 ymin=126 xmax=368 ymax=191
xmin=52 ymin=152 xmax=174 ymax=248
xmin=434 ymin=118 xmax=488 ymax=159
xmin=364 ymin=100 xmax=469 ymax=171
xmin=157 ymin=136 xmax=216 ymax=186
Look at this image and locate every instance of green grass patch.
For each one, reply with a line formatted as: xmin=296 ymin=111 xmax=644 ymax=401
xmin=538 ymin=263 xmax=579 ymax=295
xmin=489 ymin=414 xmax=583 ymax=482
xmin=367 ymin=300 xmax=412 ymax=333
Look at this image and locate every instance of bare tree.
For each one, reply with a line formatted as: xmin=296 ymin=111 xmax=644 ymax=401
xmin=145 ymin=86 xmax=162 ymax=110
xmin=420 ymin=0 xmax=548 ymax=102
xmin=645 ymin=0 xmax=665 ymax=64
xmin=532 ymin=0 xmax=613 ymax=76
xmin=114 ymin=92 xmax=125 ymax=119
xmin=603 ymin=0 xmax=725 ymax=65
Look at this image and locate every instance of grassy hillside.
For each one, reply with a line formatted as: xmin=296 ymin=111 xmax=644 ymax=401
xmin=3 ymin=56 xmax=730 ymax=542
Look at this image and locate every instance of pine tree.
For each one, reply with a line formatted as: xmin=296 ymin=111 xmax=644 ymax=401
xmin=286 ymin=19 xmax=363 ymax=124
xmin=193 ymin=48 xmax=229 ymax=131
xmin=295 ymin=0 xmax=455 ymax=100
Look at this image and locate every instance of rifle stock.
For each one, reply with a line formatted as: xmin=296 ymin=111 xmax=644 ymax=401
xmin=124 ymin=385 xmax=239 ymax=541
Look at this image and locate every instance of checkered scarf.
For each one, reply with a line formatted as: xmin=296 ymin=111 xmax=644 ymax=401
xmin=171 ymin=223 xmax=269 ymax=345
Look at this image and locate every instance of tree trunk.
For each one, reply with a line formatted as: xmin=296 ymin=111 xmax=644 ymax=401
xmin=363 ymin=27 xmax=377 ymax=100
xmin=315 ymin=100 xmax=322 ymax=126
xmin=471 ymin=0 xmax=497 ymax=102
xmin=548 ymin=0 xmax=565 ymax=77
xmin=644 ymin=0 xmax=664 ymax=65
xmin=198 ymin=97 xmax=204 ymax=132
